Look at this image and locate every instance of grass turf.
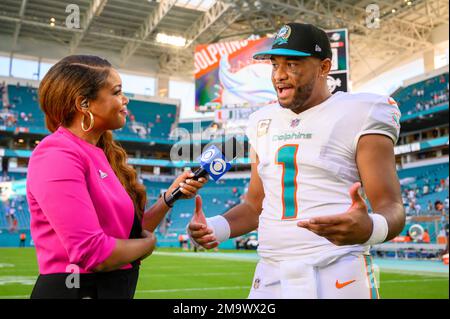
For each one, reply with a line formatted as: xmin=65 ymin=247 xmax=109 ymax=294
xmin=0 ymin=247 xmax=447 ymax=299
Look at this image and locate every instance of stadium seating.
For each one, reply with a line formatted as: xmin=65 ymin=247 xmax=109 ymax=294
xmin=1 ymin=80 xmax=449 ymax=249
xmin=399 ymin=163 xmax=449 ymax=191
xmin=143 ymin=180 xmax=170 ymax=198
xmin=398 ymin=162 xmax=449 ymax=215
xmin=0 ymin=174 xmax=250 ymax=243
xmin=392 ymin=72 xmax=449 ymax=115
xmin=147 ymin=178 xmax=248 ymax=246
xmin=0 ymin=196 xmax=29 ymax=230
xmin=177 ymin=120 xmax=214 ymax=133
xmin=1 ymin=172 xmax=27 ymax=181
xmin=0 ymin=172 xmax=28 ymax=229
xmin=398 ymin=162 xmax=449 ymax=180
xmin=3 ymin=161 xmax=448 ymax=240
xmin=5 ymin=84 xmax=178 ymax=139
xmin=125 ymin=99 xmax=177 ymax=139
xmin=2 ymin=158 xmax=447 ymax=245
xmin=7 ymin=84 xmax=45 ymax=130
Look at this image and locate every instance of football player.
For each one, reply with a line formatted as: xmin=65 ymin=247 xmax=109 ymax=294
xmin=188 ymin=23 xmax=405 ymax=299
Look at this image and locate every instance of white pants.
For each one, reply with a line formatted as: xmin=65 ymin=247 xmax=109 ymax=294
xmin=248 ymin=254 xmax=379 ymax=299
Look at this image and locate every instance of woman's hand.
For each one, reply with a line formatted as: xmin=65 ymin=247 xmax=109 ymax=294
xmin=142 ymin=171 xmax=208 ymax=232
xmin=93 ymin=230 xmax=157 ymax=271
xmin=166 ymin=170 xmax=208 ymax=199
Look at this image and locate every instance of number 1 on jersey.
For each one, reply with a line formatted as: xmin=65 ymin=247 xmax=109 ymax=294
xmin=276 ymin=144 xmax=299 ymax=219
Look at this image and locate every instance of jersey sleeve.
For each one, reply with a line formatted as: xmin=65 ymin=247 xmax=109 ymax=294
xmin=354 ymin=96 xmax=401 ymax=148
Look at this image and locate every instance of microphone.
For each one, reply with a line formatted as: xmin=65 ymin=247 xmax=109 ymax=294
xmin=165 ymin=137 xmax=239 ymax=206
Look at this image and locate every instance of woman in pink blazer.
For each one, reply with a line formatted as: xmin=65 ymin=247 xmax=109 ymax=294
xmin=27 ymin=55 xmax=207 ymax=299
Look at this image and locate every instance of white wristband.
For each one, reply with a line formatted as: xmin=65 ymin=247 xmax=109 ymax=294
xmin=364 ymin=213 xmax=389 ymax=246
xmin=206 ymin=215 xmax=231 ymax=244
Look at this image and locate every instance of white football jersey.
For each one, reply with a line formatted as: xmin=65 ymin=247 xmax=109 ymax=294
xmin=245 ymin=91 xmax=401 ymax=262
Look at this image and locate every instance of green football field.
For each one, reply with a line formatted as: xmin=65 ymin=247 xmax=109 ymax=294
xmin=0 ymin=247 xmax=448 ymax=299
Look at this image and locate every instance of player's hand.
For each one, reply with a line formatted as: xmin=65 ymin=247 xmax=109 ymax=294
xmin=167 ymin=170 xmax=208 ymax=199
xmin=297 ymin=182 xmax=373 ymax=246
xmin=187 ymin=195 xmax=219 ymax=249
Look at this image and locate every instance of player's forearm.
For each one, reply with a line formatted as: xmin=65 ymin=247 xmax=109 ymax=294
xmin=223 ymin=201 xmax=260 ymax=238
xmin=373 ymin=201 xmax=405 ymax=242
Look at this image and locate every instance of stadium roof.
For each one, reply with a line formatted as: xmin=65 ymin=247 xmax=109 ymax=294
xmin=0 ymin=0 xmax=448 ymax=86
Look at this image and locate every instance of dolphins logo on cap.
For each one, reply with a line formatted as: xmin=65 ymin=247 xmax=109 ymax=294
xmin=273 ymin=25 xmax=291 ymax=46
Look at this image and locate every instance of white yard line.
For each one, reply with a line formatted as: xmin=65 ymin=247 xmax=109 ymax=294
xmin=380 ymin=278 xmax=448 ymax=284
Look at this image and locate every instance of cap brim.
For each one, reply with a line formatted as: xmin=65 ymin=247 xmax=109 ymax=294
xmin=253 ymin=48 xmax=311 ymax=60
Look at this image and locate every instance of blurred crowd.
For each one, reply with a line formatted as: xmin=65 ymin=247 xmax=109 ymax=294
xmin=402 ymin=176 xmax=449 ymax=216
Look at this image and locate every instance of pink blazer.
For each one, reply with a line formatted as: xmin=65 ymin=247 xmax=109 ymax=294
xmin=27 ymin=126 xmax=135 ymax=274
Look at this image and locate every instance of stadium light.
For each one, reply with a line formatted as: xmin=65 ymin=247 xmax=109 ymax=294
xmin=156 ymin=33 xmax=186 ymax=47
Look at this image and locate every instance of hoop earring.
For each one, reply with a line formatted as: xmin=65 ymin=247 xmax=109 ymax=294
xmin=81 ymin=111 xmax=94 ymax=132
